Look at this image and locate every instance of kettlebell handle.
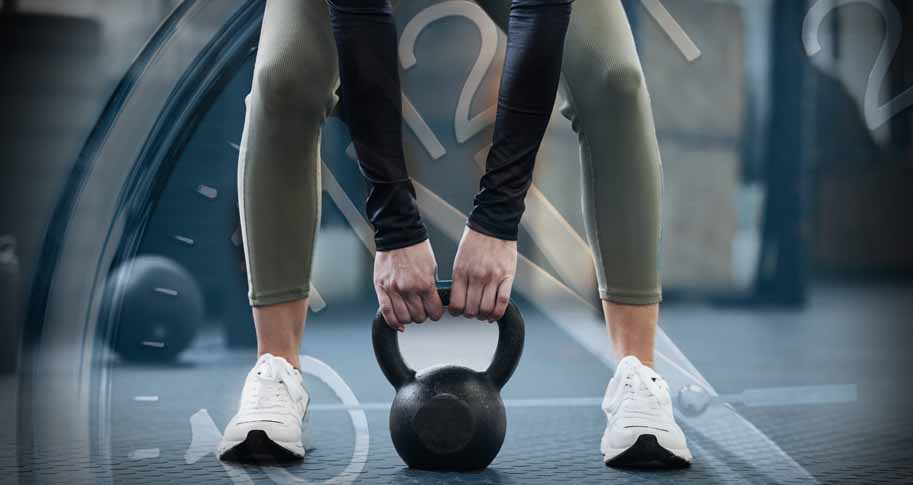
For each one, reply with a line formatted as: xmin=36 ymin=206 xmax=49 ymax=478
xmin=372 ymin=281 xmax=525 ymax=390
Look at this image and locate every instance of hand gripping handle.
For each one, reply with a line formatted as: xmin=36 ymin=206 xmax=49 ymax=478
xmin=372 ymin=281 xmax=525 ymax=390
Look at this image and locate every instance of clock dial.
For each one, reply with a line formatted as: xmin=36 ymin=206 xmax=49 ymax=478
xmin=21 ymin=2 xmax=813 ymax=484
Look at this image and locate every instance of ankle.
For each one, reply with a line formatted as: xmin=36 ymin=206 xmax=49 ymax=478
xmin=259 ymin=349 xmax=301 ymax=369
xmin=615 ymin=352 xmax=655 ymax=370
xmin=252 ymin=298 xmax=308 ymax=370
xmin=602 ymin=300 xmax=658 ymax=370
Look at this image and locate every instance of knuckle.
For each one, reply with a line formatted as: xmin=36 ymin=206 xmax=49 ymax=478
xmin=401 ymin=278 xmax=424 ymax=294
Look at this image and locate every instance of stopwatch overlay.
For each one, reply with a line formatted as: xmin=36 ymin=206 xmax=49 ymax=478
xmin=7 ymin=1 xmax=913 ymax=484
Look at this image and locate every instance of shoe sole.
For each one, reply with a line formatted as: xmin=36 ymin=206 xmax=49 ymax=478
xmin=604 ymin=434 xmax=691 ymax=469
xmin=219 ymin=430 xmax=305 ymax=463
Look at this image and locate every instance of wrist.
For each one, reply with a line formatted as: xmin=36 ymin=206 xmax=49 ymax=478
xmin=374 ymin=228 xmax=428 ymax=252
xmin=466 ymin=216 xmax=519 ymax=242
xmin=367 ymin=179 xmax=429 ymax=251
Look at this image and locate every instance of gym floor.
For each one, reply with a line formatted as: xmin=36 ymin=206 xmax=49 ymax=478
xmin=6 ymin=280 xmax=912 ymax=484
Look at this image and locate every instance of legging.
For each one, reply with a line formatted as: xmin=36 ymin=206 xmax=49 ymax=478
xmin=238 ymin=0 xmax=663 ymax=306
xmin=327 ymin=0 xmax=573 ymax=247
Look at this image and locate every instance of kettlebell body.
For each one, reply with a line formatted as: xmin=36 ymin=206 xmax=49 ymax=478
xmin=373 ymin=282 xmax=524 ymax=471
xmin=391 ymin=366 xmax=506 ymax=470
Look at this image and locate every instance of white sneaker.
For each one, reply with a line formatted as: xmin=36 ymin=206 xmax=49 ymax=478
xmin=601 ymin=356 xmax=692 ymax=468
xmin=219 ymin=354 xmax=310 ymax=462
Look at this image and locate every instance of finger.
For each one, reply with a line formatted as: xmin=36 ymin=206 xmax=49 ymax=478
xmin=376 ymin=288 xmax=403 ymax=331
xmin=464 ymin=275 xmax=483 ymax=319
xmin=449 ymin=271 xmax=468 ymax=316
xmin=405 ymin=292 xmax=427 ymax=323
xmin=491 ymin=276 xmax=513 ymax=322
xmin=478 ymin=281 xmax=498 ymax=322
xmin=420 ymin=284 xmax=444 ymax=321
xmin=389 ymin=291 xmax=411 ymax=328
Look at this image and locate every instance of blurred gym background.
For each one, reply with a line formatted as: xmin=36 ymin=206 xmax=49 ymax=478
xmin=1 ymin=0 xmax=911 ymax=483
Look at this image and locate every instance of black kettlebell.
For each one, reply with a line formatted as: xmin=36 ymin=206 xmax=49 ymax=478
xmin=372 ymin=281 xmax=525 ymax=471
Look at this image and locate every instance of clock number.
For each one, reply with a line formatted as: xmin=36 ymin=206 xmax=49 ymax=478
xmin=804 ymin=0 xmax=913 ymax=130
xmin=400 ymin=0 xmax=499 ymax=144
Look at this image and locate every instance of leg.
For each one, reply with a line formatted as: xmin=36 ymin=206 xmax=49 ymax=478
xmin=221 ymin=0 xmax=336 ymax=462
xmin=557 ymin=1 xmax=664 ymax=368
xmin=238 ymin=0 xmax=338 ymax=368
xmin=473 ymin=0 xmax=661 ymax=366
xmin=557 ymin=1 xmax=690 ymax=466
xmin=474 ymin=1 xmax=689 ymax=467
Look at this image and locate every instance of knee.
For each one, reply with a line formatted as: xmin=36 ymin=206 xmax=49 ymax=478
xmin=253 ymin=50 xmax=337 ymax=119
xmin=560 ymin=61 xmax=644 ymax=129
xmin=597 ymin=61 xmax=644 ymax=99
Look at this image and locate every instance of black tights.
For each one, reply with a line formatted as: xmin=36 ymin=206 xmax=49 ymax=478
xmin=328 ymin=0 xmax=573 ymax=248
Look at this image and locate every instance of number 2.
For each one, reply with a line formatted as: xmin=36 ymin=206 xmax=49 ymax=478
xmin=804 ymin=0 xmax=913 ymax=130
xmin=400 ymin=0 xmax=499 ymax=144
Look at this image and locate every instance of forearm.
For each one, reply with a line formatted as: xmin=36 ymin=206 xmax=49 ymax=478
xmin=468 ymin=0 xmax=573 ymax=241
xmin=327 ymin=0 xmax=427 ymax=250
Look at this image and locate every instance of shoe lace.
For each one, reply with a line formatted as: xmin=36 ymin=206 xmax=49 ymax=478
xmin=249 ymin=355 xmax=306 ymax=411
xmin=621 ymin=364 xmax=670 ymax=410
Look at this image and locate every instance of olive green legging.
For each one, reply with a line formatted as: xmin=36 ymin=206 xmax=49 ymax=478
xmin=238 ymin=0 xmax=663 ymax=307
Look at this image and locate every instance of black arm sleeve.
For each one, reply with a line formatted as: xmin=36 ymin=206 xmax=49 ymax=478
xmin=328 ymin=0 xmax=428 ymax=251
xmin=467 ymin=0 xmax=573 ymax=241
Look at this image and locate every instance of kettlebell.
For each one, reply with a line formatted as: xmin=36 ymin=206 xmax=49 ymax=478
xmin=103 ymin=255 xmax=204 ymax=361
xmin=372 ymin=281 xmax=525 ymax=471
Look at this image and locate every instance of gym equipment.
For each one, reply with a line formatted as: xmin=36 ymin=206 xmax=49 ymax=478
xmin=372 ymin=281 xmax=525 ymax=471
xmin=103 ymin=255 xmax=204 ymax=362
